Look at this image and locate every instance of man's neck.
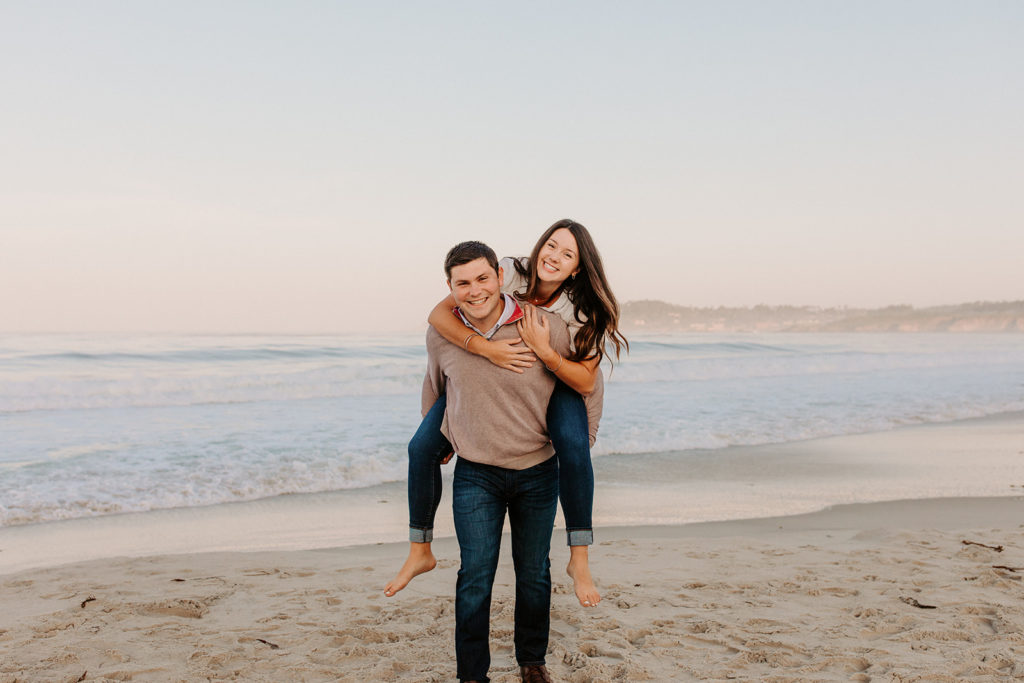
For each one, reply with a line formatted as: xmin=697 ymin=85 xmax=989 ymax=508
xmin=461 ymin=296 xmax=506 ymax=335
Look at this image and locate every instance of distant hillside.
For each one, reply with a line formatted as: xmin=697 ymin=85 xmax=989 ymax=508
xmin=620 ymin=300 xmax=1024 ymax=333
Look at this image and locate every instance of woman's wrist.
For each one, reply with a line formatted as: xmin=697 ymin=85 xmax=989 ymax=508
xmin=539 ymin=349 xmax=561 ymax=371
xmin=465 ymin=333 xmax=482 ymax=353
xmin=544 ymin=353 xmax=564 ymax=373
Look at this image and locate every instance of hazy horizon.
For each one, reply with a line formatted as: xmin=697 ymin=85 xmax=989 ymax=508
xmin=2 ymin=1 xmax=1022 ymax=334
xmin=2 ymin=297 xmax=1021 ymax=336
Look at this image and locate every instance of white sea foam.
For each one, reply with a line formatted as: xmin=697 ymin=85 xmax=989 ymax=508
xmin=2 ymin=332 xmax=1024 ymax=526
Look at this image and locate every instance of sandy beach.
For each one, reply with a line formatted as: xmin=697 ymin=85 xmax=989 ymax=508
xmin=1 ymin=494 xmax=1022 ymax=682
xmin=5 ymin=0 xmax=1023 ymax=678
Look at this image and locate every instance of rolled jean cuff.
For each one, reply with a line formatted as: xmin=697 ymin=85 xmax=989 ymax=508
xmin=566 ymin=528 xmax=593 ymax=546
xmin=409 ymin=526 xmax=433 ymax=543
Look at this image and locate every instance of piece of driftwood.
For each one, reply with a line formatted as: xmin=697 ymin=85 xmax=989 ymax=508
xmin=256 ymin=638 xmax=280 ymax=649
xmin=80 ymin=596 xmax=96 ymax=608
xmin=961 ymin=540 xmax=1004 ymax=552
xmin=992 ymin=565 xmax=1023 ymax=572
xmin=900 ymin=596 xmax=936 ymax=609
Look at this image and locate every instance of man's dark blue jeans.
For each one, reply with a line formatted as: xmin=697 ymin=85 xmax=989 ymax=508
xmin=452 ymin=456 xmax=559 ymax=683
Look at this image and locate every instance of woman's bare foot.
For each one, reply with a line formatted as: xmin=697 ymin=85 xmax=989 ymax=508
xmin=567 ymin=545 xmax=600 ymax=607
xmin=384 ymin=542 xmax=436 ymax=596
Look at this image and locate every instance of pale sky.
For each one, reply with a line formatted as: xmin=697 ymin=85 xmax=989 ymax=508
xmin=1 ymin=1 xmax=1021 ymax=333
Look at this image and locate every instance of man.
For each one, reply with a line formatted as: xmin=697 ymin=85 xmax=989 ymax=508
xmin=422 ymin=241 xmax=571 ymax=683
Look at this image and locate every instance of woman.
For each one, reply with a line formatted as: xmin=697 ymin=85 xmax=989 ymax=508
xmin=384 ymin=219 xmax=627 ymax=607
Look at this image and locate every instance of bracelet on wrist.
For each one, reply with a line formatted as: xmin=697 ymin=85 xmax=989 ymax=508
xmin=463 ymin=332 xmax=481 ymax=350
xmin=545 ymin=353 xmax=564 ymax=373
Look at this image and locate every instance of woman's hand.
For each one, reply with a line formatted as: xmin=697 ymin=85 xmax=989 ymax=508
xmin=472 ymin=336 xmax=536 ymax=373
xmin=517 ymin=305 xmax=560 ymax=369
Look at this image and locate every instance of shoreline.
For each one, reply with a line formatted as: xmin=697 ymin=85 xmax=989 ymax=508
xmin=2 ymin=495 xmax=1022 ymax=680
xmin=2 ymin=410 xmax=1024 ymax=575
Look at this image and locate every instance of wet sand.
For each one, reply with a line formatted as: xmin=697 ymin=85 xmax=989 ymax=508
xmin=2 ymin=495 xmax=1022 ymax=682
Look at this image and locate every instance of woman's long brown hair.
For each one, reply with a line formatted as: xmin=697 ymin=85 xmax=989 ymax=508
xmin=513 ymin=219 xmax=629 ymax=364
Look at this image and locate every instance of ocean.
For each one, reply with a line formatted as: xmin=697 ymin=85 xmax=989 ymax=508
xmin=2 ymin=332 xmax=1023 ymax=529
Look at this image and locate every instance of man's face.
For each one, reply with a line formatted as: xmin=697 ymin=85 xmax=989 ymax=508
xmin=448 ymin=257 xmax=504 ymax=329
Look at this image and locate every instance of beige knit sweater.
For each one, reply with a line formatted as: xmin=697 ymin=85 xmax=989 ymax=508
xmin=422 ymin=307 xmax=603 ymax=470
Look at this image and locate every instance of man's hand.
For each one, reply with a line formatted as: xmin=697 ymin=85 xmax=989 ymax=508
xmin=474 ymin=336 xmax=536 ymax=373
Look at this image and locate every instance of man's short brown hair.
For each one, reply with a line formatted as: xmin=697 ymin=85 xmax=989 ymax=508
xmin=444 ymin=241 xmax=499 ymax=280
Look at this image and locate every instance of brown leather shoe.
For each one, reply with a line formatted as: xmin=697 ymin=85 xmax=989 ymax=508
xmin=520 ymin=664 xmax=553 ymax=682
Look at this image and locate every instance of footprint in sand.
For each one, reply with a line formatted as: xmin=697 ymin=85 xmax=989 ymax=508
xmin=808 ymin=586 xmax=860 ymax=597
xmin=683 ymin=633 xmax=740 ymax=654
xmin=743 ymin=617 xmax=796 ymax=634
xmin=140 ymin=598 xmax=208 ymax=619
xmin=970 ymin=616 xmax=998 ymax=634
xmin=562 ymin=651 xmax=589 ymax=668
xmin=819 ymin=655 xmax=871 ymax=673
xmin=688 ymin=620 xmax=725 ymax=634
xmin=959 ymin=605 xmax=997 ymax=616
xmin=623 ymin=628 xmax=651 ymax=645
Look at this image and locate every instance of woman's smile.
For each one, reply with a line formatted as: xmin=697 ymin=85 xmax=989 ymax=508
xmin=536 ymin=228 xmax=580 ymax=283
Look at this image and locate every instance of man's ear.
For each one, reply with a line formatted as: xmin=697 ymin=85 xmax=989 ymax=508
xmin=447 ymin=278 xmax=453 ymax=292
xmin=497 ymin=266 xmax=504 ymax=287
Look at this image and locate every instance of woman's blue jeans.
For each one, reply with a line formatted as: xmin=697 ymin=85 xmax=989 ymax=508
xmin=407 ymin=380 xmax=594 ymax=545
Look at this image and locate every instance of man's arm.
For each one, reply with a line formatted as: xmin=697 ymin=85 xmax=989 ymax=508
xmin=421 ymin=329 xmax=447 ymax=417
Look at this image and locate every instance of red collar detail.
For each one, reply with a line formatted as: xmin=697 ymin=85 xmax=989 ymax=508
xmin=504 ymin=297 xmax=524 ymax=325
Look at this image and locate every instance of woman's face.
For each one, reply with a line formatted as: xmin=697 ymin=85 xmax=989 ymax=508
xmin=536 ymin=227 xmax=580 ymax=284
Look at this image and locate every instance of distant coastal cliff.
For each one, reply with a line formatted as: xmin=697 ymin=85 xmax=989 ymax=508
xmin=620 ymin=300 xmax=1024 ymax=333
